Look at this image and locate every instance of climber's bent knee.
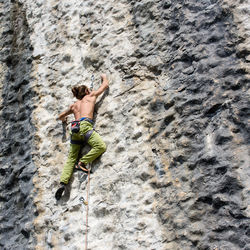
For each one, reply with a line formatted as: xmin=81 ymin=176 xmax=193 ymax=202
xmin=98 ymin=142 xmax=106 ymax=154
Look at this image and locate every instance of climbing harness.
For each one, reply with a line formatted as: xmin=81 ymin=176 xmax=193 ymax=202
xmin=71 ymin=120 xmax=80 ymax=133
xmin=70 ymin=118 xmax=95 ymax=145
xmin=70 ymin=129 xmax=94 ymax=145
xmin=70 ymin=117 xmax=94 ymax=134
xmin=80 ymin=117 xmax=94 ymax=124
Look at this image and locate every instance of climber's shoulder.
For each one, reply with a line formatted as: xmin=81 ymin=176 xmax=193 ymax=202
xmin=71 ymin=100 xmax=81 ymax=108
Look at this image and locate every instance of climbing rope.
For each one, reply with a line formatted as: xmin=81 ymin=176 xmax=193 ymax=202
xmin=84 ymin=73 xmax=94 ymax=249
xmin=85 ymin=169 xmax=91 ymax=250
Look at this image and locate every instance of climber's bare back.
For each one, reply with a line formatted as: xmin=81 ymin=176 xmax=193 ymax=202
xmin=58 ymin=74 xmax=109 ymax=122
xmin=71 ymin=94 xmax=97 ymax=120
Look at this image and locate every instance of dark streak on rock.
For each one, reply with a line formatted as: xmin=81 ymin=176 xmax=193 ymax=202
xmin=0 ymin=1 xmax=37 ymax=249
xmin=128 ymin=0 xmax=250 ymax=248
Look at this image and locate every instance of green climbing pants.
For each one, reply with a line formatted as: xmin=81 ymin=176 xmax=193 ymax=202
xmin=60 ymin=120 xmax=106 ymax=184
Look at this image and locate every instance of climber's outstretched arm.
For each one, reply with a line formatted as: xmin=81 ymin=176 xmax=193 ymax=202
xmin=91 ymin=74 xmax=109 ymax=97
xmin=58 ymin=105 xmax=73 ymax=122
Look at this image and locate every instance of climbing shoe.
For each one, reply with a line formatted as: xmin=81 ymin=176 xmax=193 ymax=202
xmin=55 ymin=182 xmax=66 ymax=200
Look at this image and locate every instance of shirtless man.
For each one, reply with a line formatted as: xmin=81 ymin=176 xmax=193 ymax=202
xmin=55 ymin=74 xmax=108 ymax=200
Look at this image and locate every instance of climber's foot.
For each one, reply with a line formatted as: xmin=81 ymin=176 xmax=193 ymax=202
xmin=75 ymin=162 xmax=89 ymax=174
xmin=55 ymin=183 xmax=66 ymax=200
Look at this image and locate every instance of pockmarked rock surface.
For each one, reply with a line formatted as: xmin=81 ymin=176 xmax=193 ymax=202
xmin=0 ymin=0 xmax=249 ymax=249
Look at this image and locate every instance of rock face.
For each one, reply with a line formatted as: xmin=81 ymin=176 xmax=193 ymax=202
xmin=0 ymin=0 xmax=249 ymax=249
xmin=0 ymin=1 xmax=37 ymax=249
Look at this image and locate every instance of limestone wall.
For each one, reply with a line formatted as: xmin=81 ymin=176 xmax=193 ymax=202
xmin=0 ymin=0 xmax=249 ymax=249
